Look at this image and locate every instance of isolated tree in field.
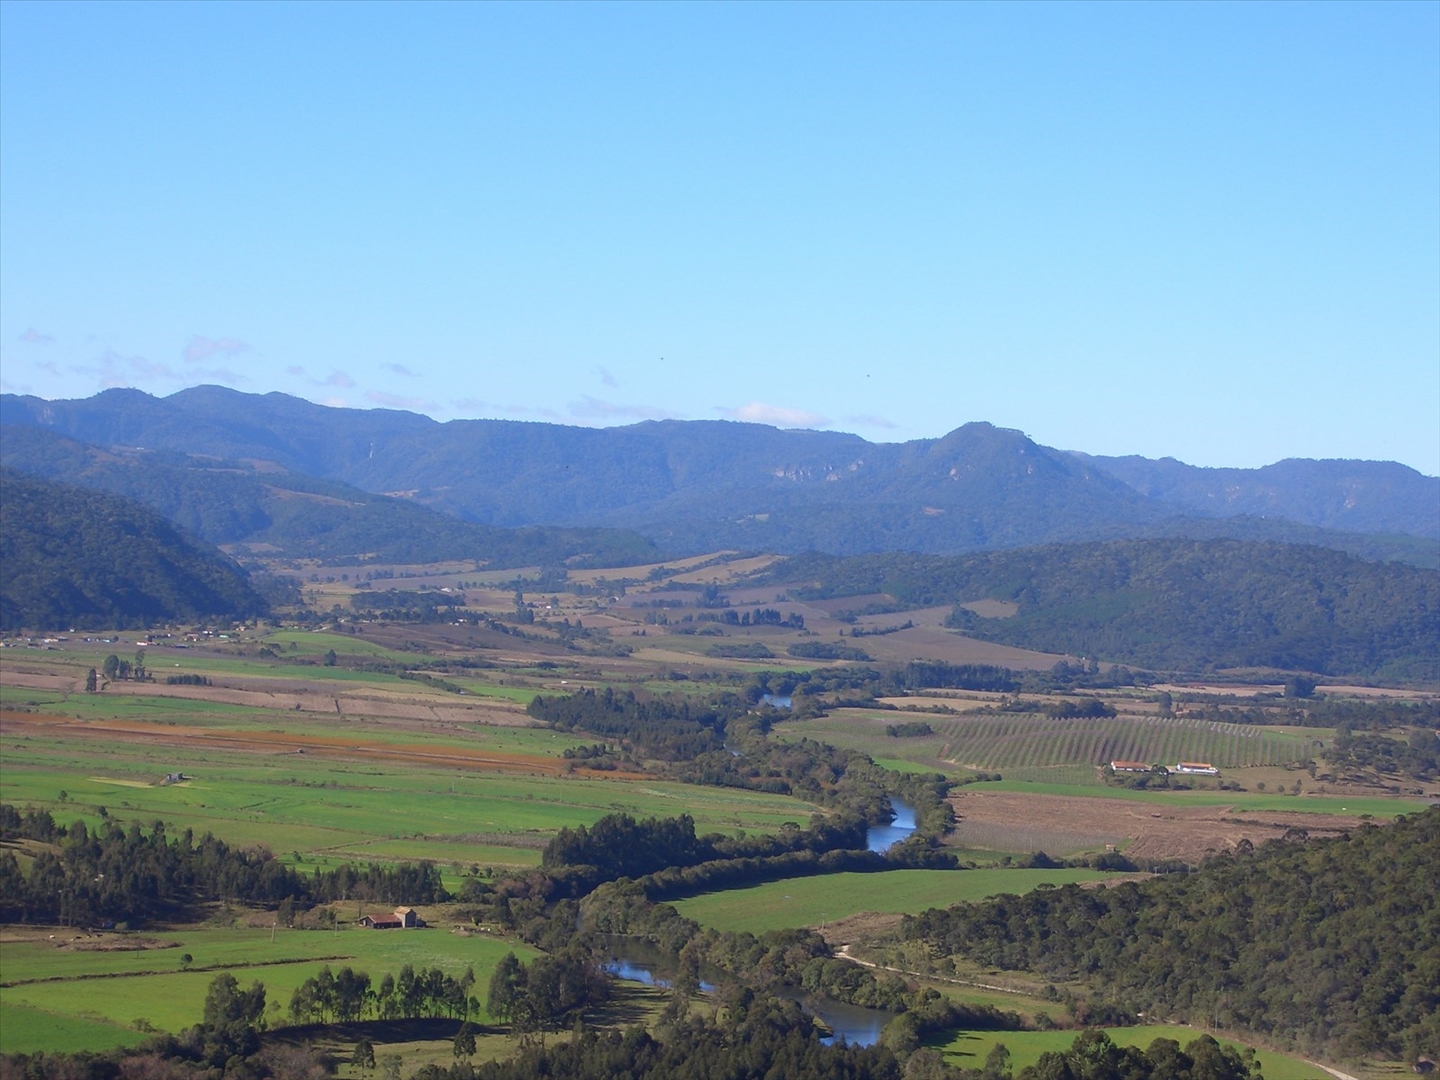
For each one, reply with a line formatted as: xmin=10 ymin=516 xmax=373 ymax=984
xmin=452 ymin=1021 xmax=476 ymax=1060
xmin=352 ymin=1038 xmax=375 ymax=1075
xmin=85 ymin=668 xmax=97 ymax=692
xmin=324 ymin=648 xmax=337 ymax=667
xmin=102 ymin=654 xmax=120 ymax=680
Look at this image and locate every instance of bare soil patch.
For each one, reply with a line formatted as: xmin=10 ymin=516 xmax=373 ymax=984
xmin=845 ymin=627 xmax=1071 ymax=671
xmin=947 ymin=790 xmax=1365 ymax=863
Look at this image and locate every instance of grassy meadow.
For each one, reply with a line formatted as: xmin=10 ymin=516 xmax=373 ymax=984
xmin=0 ymin=922 xmax=536 ymax=1052
xmin=670 ymin=868 xmax=1113 ymax=935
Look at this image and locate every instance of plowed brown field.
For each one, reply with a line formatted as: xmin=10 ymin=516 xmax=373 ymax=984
xmin=948 ymin=789 xmax=1364 ymax=862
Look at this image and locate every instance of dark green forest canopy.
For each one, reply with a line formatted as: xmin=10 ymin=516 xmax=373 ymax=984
xmin=901 ymin=807 xmax=1440 ymax=1061
xmin=761 ymin=539 xmax=1440 ymax=678
xmin=0 ymin=469 xmax=267 ymax=630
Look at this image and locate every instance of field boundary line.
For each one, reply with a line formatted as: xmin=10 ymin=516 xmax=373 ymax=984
xmin=0 ymin=953 xmax=356 ymax=988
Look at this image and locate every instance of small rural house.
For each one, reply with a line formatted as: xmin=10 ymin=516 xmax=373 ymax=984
xmin=1173 ymin=762 xmax=1219 ymax=776
xmin=1109 ymin=760 xmax=1151 ymax=773
xmin=358 ymin=907 xmax=425 ymax=930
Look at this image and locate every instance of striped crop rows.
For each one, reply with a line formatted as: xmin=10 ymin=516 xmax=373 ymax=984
xmin=936 ymin=714 xmax=1314 ymax=772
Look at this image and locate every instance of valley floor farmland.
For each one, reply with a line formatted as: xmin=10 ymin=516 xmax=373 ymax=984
xmin=2 ymin=560 xmax=1433 ymax=1075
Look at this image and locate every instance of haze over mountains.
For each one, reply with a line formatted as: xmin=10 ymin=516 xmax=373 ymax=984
xmin=2 ymin=386 xmax=1436 ymax=564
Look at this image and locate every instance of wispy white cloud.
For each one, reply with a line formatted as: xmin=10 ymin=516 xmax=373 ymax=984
xmin=382 ymin=363 xmax=419 ymax=378
xmin=324 ymin=370 xmax=356 ymax=388
xmin=286 ymin=365 xmax=307 ymax=377
xmin=18 ymin=328 xmax=54 ymax=344
xmin=184 ymin=335 xmax=249 ymax=363
xmin=73 ymin=349 xmax=172 ymax=388
xmin=595 ymin=366 xmax=619 ymax=389
xmin=718 ymin=401 xmax=829 ymax=428
xmin=34 ymin=360 xmax=61 ymax=376
xmin=366 ymin=390 xmax=435 ymax=411
xmin=845 ymin=413 xmax=898 ymax=430
xmin=569 ymin=396 xmax=675 ymax=422
xmin=321 ymin=396 xmax=351 ymax=408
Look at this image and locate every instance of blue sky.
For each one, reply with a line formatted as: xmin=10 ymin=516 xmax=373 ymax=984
xmin=2 ymin=1 xmax=1437 ymax=473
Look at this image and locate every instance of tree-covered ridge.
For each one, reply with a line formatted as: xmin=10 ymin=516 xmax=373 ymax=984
xmin=0 ymin=468 xmax=267 ymax=630
xmin=900 ymin=807 xmax=1440 ymax=1061
xmin=763 ymin=539 xmax=1440 ymax=678
xmin=6 ymin=386 xmax=1436 ymax=562
xmin=0 ymin=425 xmax=659 ymax=568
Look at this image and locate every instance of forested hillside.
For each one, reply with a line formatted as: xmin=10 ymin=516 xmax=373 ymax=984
xmin=902 ymin=808 xmax=1440 ymax=1062
xmin=0 ymin=425 xmax=659 ymax=567
xmin=0 ymin=469 xmax=266 ymax=629
xmin=764 ymin=539 xmax=1440 ymax=678
xmin=5 ymin=386 xmax=1435 ymax=560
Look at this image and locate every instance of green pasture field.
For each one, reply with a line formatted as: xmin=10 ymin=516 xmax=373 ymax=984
xmin=261 ymin=631 xmax=438 ymax=663
xmin=1 ymin=727 xmax=826 ymax=861
xmin=0 ymin=1001 xmax=149 ymax=1056
xmin=934 ymin=1025 xmax=1329 ymax=1080
xmin=670 ymin=868 xmax=1112 ymax=935
xmin=0 ymin=924 xmax=536 ymax=1053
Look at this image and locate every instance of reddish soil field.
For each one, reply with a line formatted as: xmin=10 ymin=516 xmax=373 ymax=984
xmin=947 ymin=789 xmax=1365 ymax=862
xmin=0 ymin=710 xmax=642 ymax=780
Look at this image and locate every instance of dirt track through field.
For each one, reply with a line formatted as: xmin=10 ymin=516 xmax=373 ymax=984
xmin=948 ymin=790 xmax=1365 ymax=862
xmin=0 ymin=711 xmax=641 ymax=780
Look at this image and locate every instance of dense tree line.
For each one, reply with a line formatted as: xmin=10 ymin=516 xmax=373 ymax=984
xmin=526 ymin=687 xmax=735 ymax=761
xmin=900 ymin=808 xmax=1440 ymax=1061
xmin=0 ymin=806 xmax=447 ymax=926
xmin=289 ymin=964 xmax=479 ymax=1024
xmin=764 ymin=540 xmax=1440 ymax=678
xmin=0 ymin=468 xmax=267 ymax=630
xmin=486 ymin=949 xmax=611 ymax=1043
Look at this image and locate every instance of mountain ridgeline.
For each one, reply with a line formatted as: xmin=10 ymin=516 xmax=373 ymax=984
xmin=0 ymin=425 xmax=659 ymax=568
xmin=3 ymin=386 xmax=1435 ymax=562
xmin=0 ymin=469 xmax=267 ymax=629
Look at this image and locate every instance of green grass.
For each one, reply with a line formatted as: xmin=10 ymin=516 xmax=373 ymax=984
xmin=933 ymin=1025 xmax=1329 ymax=1080
xmin=0 ymin=925 xmax=536 ymax=1051
xmin=1 ymin=735 xmax=826 ymax=859
xmin=0 ymin=1000 xmax=150 ymax=1055
xmin=670 ymin=868 xmax=1112 ymax=934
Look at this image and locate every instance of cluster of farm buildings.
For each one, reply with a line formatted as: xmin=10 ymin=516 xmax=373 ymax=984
xmin=1110 ymin=760 xmax=1220 ymax=776
xmin=357 ymin=906 xmax=425 ymax=930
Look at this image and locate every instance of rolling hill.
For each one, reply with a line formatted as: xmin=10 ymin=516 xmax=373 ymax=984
xmin=0 ymin=469 xmax=268 ymax=629
xmin=0 ymin=426 xmax=659 ymax=568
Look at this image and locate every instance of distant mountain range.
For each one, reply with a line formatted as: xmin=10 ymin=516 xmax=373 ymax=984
xmin=3 ymin=386 xmax=1436 ymax=564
